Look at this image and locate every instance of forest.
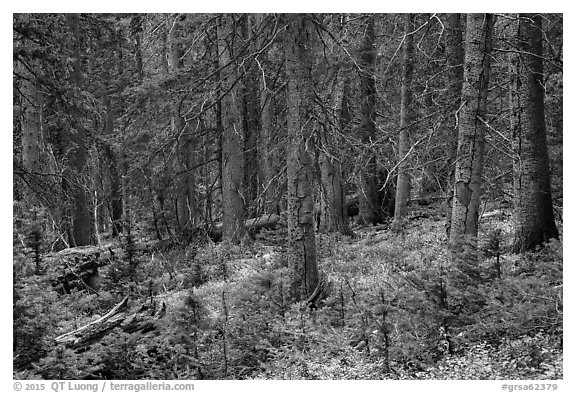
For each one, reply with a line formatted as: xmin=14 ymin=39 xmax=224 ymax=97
xmin=13 ymin=13 xmax=563 ymax=380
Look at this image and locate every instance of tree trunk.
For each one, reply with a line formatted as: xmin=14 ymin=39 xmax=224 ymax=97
xmin=100 ymin=19 xmax=123 ymax=236
xmin=356 ymin=15 xmax=382 ymax=226
xmin=242 ymin=14 xmax=260 ymax=218
xmin=103 ymin=96 xmax=123 ymax=238
xmin=392 ymin=13 xmax=416 ymax=231
xmin=510 ymin=14 xmax=559 ymax=252
xmin=66 ymin=13 xmax=91 ymax=247
xmin=259 ymin=74 xmax=277 ymax=215
xmin=449 ymin=13 xmax=494 ymax=246
xmin=285 ymin=14 xmax=319 ymax=301
xmin=218 ymin=14 xmax=246 ymax=243
xmin=443 ymin=13 xmax=465 ymax=235
xmin=19 ymin=61 xmax=43 ymax=204
xmin=319 ymin=147 xmax=350 ymax=235
xmin=167 ymin=14 xmax=198 ymax=237
xmin=318 ymin=24 xmax=353 ymax=236
xmin=256 ymin=15 xmax=278 ymax=216
xmin=444 ymin=13 xmax=464 ymax=188
xmin=131 ymin=14 xmax=144 ymax=83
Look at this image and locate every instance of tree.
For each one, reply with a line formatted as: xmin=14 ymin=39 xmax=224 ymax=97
xmin=285 ymin=14 xmax=319 ymax=301
xmin=510 ymin=14 xmax=559 ymax=252
xmin=167 ymin=14 xmax=199 ymax=237
xmin=11 ymin=12 xmax=562 ymax=255
xmin=318 ymin=90 xmax=352 ymax=235
xmin=318 ymin=15 xmax=353 ymax=236
xmin=257 ymin=17 xmax=278 ymax=216
xmin=101 ymin=21 xmax=125 ymax=238
xmin=443 ymin=13 xmax=465 ymax=234
xmin=356 ymin=15 xmax=382 ymax=226
xmin=17 ymin=58 xmax=43 ymax=204
xmin=449 ymin=13 xmax=494 ymax=246
xmin=103 ymin=96 xmax=123 ymax=237
xmin=218 ymin=14 xmax=247 ymax=243
xmin=444 ymin=13 xmax=464 ymax=188
xmin=392 ymin=13 xmax=416 ymax=231
xmin=241 ymin=14 xmax=261 ymax=218
xmin=65 ymin=13 xmax=91 ymax=247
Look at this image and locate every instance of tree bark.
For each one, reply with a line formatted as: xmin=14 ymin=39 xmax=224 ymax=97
xmin=444 ymin=13 xmax=464 ymax=188
xmin=66 ymin=13 xmax=91 ymax=247
xmin=19 ymin=61 xmax=43 ymax=204
xmin=100 ymin=24 xmax=123 ymax=237
xmin=443 ymin=13 xmax=465 ymax=235
xmin=356 ymin=15 xmax=382 ymax=226
xmin=319 ymin=145 xmax=351 ymax=235
xmin=259 ymin=69 xmax=277 ymax=215
xmin=218 ymin=14 xmax=246 ymax=243
xmin=510 ymin=14 xmax=559 ymax=252
xmin=318 ymin=20 xmax=353 ymax=236
xmin=392 ymin=13 xmax=416 ymax=231
xmin=256 ymin=15 xmax=279 ymax=216
xmin=167 ymin=14 xmax=199 ymax=237
xmin=103 ymin=96 xmax=123 ymax=237
xmin=449 ymin=13 xmax=494 ymax=246
xmin=242 ymin=14 xmax=260 ymax=218
xmin=285 ymin=14 xmax=319 ymax=301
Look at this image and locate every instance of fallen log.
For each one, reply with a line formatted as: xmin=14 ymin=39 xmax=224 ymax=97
xmin=47 ymin=242 xmax=158 ymax=294
xmin=345 ymin=194 xmax=444 ymax=219
xmin=409 ymin=195 xmax=448 ymax=206
xmin=46 ymin=244 xmax=122 ymax=294
xmin=55 ymin=296 xmax=166 ymax=349
xmin=209 ymin=213 xmax=282 ymax=241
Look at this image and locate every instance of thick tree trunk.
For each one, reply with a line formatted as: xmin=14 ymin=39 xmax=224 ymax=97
xmin=443 ymin=13 xmax=465 ymax=235
xmin=319 ymin=149 xmax=351 ymax=235
xmin=510 ymin=14 xmax=559 ymax=252
xmin=259 ymin=79 xmax=277 ymax=215
xmin=444 ymin=13 xmax=464 ymax=188
xmin=449 ymin=13 xmax=494 ymax=246
xmin=356 ymin=15 xmax=382 ymax=226
xmin=19 ymin=61 xmax=43 ymax=204
xmin=218 ymin=14 xmax=246 ymax=243
xmin=319 ymin=41 xmax=353 ymax=236
xmin=392 ymin=13 xmax=416 ymax=231
xmin=256 ymin=14 xmax=278 ymax=216
xmin=167 ymin=15 xmax=198 ymax=237
xmin=285 ymin=14 xmax=319 ymax=301
xmin=242 ymin=14 xmax=260 ymax=218
xmin=66 ymin=13 xmax=91 ymax=247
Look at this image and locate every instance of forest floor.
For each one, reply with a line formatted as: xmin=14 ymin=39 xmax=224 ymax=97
xmin=13 ymin=201 xmax=563 ymax=380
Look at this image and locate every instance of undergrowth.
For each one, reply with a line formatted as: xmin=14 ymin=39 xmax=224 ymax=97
xmin=13 ymin=213 xmax=563 ymax=380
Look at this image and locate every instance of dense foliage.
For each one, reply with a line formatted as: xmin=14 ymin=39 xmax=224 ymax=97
xmin=13 ymin=13 xmax=562 ymax=380
xmin=14 ymin=203 xmax=562 ymax=379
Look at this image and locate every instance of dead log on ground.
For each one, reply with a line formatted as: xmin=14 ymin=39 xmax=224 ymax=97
xmin=47 ymin=242 xmax=158 ymax=294
xmin=46 ymin=244 xmax=122 ymax=294
xmin=55 ymin=296 xmax=166 ymax=349
xmin=210 ymin=213 xmax=282 ymax=241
